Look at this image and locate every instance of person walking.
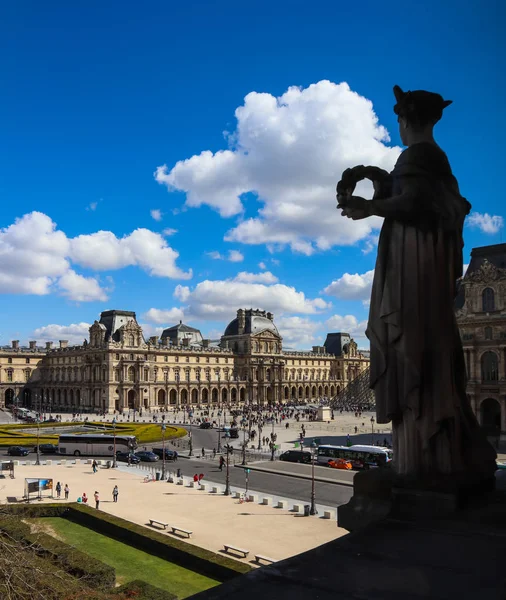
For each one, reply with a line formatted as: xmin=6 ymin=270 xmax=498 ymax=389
xmin=94 ymin=490 xmax=100 ymax=509
xmin=55 ymin=481 xmax=62 ymax=499
xmin=64 ymin=484 xmax=70 ymax=500
xmin=193 ymin=473 xmax=199 ymax=487
xmin=92 ymin=459 xmax=98 ymax=474
xmin=219 ymin=456 xmax=225 ymax=472
xmin=112 ymin=485 xmax=119 ymax=503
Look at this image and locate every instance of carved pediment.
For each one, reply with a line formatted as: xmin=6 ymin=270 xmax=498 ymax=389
xmin=465 ymin=259 xmax=506 ymax=284
xmin=252 ymin=329 xmax=280 ymax=340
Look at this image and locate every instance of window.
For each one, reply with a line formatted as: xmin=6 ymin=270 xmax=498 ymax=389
xmin=7 ymin=358 xmax=12 ymax=364
xmin=482 ymin=287 xmax=495 ymax=312
xmin=484 ymin=327 xmax=493 ymax=340
xmin=164 ymin=355 xmax=168 ymax=362
xmin=175 ymin=356 xmax=179 ymax=362
xmin=128 ymin=366 xmax=135 ymax=382
xmin=144 ymin=368 xmax=149 ymax=381
xmin=26 ymin=358 xmax=30 ymax=364
xmin=129 ymin=354 xmax=134 ymax=361
xmin=481 ymin=351 xmax=498 ymax=382
xmin=7 ymin=370 xmax=13 ymax=382
xmin=115 ymin=353 xmax=120 ymax=360
xmin=154 ymin=368 xmax=158 ymax=381
xmin=185 ymin=369 xmax=190 ymax=382
xmin=25 ymin=369 xmax=30 ymax=382
xmin=129 ymin=334 xmax=135 ymax=346
xmin=196 ymin=356 xmax=200 ymax=363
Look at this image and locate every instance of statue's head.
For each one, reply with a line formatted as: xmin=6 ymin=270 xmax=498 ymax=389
xmin=393 ymin=85 xmax=452 ymax=145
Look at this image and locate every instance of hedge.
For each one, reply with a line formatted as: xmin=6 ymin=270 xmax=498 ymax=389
xmin=114 ymin=580 xmax=178 ymax=600
xmin=0 ymin=422 xmax=186 ymax=447
xmin=64 ymin=504 xmax=251 ymax=581
xmin=0 ymin=512 xmax=115 ymax=590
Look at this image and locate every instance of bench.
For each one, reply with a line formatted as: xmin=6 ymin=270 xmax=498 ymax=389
xmin=169 ymin=525 xmax=193 ymax=538
xmin=149 ymin=519 xmax=169 ymax=530
xmin=223 ymin=544 xmax=249 ymax=558
xmin=255 ymin=554 xmax=276 ymax=565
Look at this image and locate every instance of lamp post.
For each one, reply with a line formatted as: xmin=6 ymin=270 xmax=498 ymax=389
xmin=370 ymin=416 xmax=375 ymax=446
xmin=161 ymin=423 xmax=167 ymax=479
xmin=188 ymin=413 xmax=193 ymax=457
xmin=257 ymin=422 xmax=262 ymax=451
xmin=112 ymin=417 xmax=117 ymax=468
xmin=310 ymin=441 xmax=317 ymax=515
xmin=241 ymin=417 xmax=247 ymax=465
xmin=217 ymin=410 xmax=222 ymax=454
xmin=224 ymin=443 xmax=233 ymax=495
xmin=35 ymin=394 xmax=41 ymax=466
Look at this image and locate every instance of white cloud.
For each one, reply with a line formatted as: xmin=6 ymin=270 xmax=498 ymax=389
xmin=58 ymin=270 xmax=109 ymax=302
xmin=325 ymin=314 xmax=368 ymax=339
xmin=271 ymin=258 xmax=280 ymax=266
xmin=276 ymin=316 xmax=321 ymax=349
xmin=172 ymin=278 xmax=330 ymax=321
xmin=206 ymin=249 xmax=244 ymax=262
xmin=142 ymin=307 xmax=186 ymax=325
xmin=0 ymin=211 xmax=191 ymax=301
xmin=258 ymin=261 xmax=267 ymax=269
xmin=150 ymin=209 xmax=163 ymax=221
xmin=234 ymin=271 xmax=278 ymax=283
xmin=466 ymin=212 xmax=504 ymax=234
xmin=162 ymin=228 xmax=178 ymax=236
xmin=463 ymin=263 xmax=469 ymax=276
xmin=156 ymin=80 xmax=399 ymax=254
xmin=32 ymin=322 xmax=92 ymax=345
xmin=86 ymin=201 xmax=98 ymax=211
xmin=323 ymin=269 xmax=374 ymax=303
xmin=70 ymin=228 xmax=192 ymax=279
xmin=228 ymin=250 xmax=244 ymax=262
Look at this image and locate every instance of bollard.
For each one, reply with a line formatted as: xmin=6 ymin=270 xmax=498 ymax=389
xmin=277 ymin=500 xmax=287 ymax=509
xmin=323 ymin=510 xmax=336 ymax=519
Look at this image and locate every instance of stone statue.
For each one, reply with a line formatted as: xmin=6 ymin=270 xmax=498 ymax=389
xmin=336 ymin=86 xmax=496 ymax=488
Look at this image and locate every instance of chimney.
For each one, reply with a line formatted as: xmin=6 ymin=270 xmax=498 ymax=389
xmin=182 ymin=337 xmax=190 ymax=347
xmin=11 ymin=340 xmax=19 ymax=350
xmin=29 ymin=341 xmax=37 ymax=350
xmin=267 ymin=312 xmax=273 ymax=321
xmin=237 ymin=309 xmax=245 ymax=335
xmin=59 ymin=340 xmax=68 ymax=349
xmin=202 ymin=339 xmax=210 ymax=348
xmin=149 ymin=336 xmax=158 ymax=346
xmin=46 ymin=341 xmax=53 ymax=350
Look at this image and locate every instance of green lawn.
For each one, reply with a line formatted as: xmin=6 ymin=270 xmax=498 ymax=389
xmin=34 ymin=517 xmax=220 ymax=599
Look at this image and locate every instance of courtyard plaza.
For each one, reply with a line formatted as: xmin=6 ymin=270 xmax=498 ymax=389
xmin=0 ymin=460 xmax=347 ymax=565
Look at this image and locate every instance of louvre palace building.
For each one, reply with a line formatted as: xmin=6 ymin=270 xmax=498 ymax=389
xmin=0 ymin=308 xmax=369 ymax=414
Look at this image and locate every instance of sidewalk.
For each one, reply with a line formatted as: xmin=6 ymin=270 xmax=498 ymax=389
xmin=233 ymin=461 xmax=354 ymax=487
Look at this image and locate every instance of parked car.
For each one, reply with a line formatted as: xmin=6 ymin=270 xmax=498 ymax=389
xmin=38 ymin=444 xmax=59 ymax=454
xmin=134 ymin=450 xmax=159 ymax=462
xmin=43 ymin=418 xmax=58 ymax=423
xmin=7 ymin=446 xmax=29 ymax=457
xmin=115 ymin=451 xmax=141 ymax=464
xmin=152 ymin=448 xmax=177 ymax=460
xmin=199 ymin=422 xmax=211 ymax=429
xmin=279 ymin=450 xmax=312 ymax=464
xmin=328 ymin=458 xmax=353 ymax=470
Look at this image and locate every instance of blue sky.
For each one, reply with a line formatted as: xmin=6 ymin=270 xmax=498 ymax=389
xmin=1 ymin=0 xmax=504 ymax=349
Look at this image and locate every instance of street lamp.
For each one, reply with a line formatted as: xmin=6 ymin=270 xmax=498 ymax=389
xmin=370 ymin=416 xmax=375 ymax=446
xmin=217 ymin=410 xmax=222 ymax=454
xmin=310 ymin=441 xmax=317 ymax=515
xmin=257 ymin=422 xmax=262 ymax=451
xmin=112 ymin=417 xmax=117 ymax=468
xmin=161 ymin=423 xmax=167 ymax=479
xmin=188 ymin=413 xmax=193 ymax=457
xmin=241 ymin=417 xmax=247 ymax=465
xmin=35 ymin=394 xmax=41 ymax=466
xmin=224 ymin=443 xmax=233 ymax=495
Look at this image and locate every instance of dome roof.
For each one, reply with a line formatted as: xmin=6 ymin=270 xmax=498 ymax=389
xmin=224 ymin=310 xmax=279 ymax=337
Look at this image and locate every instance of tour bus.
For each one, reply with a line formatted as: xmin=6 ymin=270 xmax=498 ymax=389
xmin=58 ymin=434 xmax=137 ymax=457
xmin=317 ymin=444 xmax=392 ymax=470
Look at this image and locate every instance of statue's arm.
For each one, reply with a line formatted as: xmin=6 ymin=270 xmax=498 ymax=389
xmin=370 ymin=176 xmax=427 ymax=219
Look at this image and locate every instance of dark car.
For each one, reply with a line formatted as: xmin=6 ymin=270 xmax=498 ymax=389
xmin=229 ymin=428 xmax=239 ymax=439
xmin=152 ymin=448 xmax=177 ymax=460
xmin=43 ymin=418 xmax=58 ymax=423
xmin=38 ymin=443 xmax=59 ymax=454
xmin=134 ymin=450 xmax=159 ymax=462
xmin=7 ymin=446 xmax=29 ymax=457
xmin=116 ymin=451 xmax=141 ymax=464
xmin=279 ymin=450 xmax=312 ymax=464
xmin=199 ymin=422 xmax=211 ymax=429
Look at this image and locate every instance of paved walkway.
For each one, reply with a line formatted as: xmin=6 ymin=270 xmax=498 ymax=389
xmin=0 ymin=461 xmax=347 ymax=565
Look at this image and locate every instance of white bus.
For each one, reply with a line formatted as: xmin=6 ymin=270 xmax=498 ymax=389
xmin=58 ymin=434 xmax=137 ymax=457
xmin=317 ymin=444 xmax=392 ymax=469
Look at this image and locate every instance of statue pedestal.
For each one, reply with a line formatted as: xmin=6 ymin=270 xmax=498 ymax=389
xmin=338 ymin=465 xmax=496 ymax=531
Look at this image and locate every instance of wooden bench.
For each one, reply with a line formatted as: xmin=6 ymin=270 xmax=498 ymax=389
xmin=223 ymin=544 xmax=249 ymax=558
xmin=169 ymin=525 xmax=193 ymax=538
xmin=149 ymin=519 xmax=169 ymax=530
xmin=255 ymin=554 xmax=275 ymax=565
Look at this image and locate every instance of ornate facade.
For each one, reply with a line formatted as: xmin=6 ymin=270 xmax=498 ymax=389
xmin=456 ymin=243 xmax=506 ymax=437
xmin=0 ymin=308 xmax=369 ymax=413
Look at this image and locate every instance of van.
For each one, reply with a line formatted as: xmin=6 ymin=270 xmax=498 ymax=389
xmin=279 ymin=450 xmax=312 ymax=464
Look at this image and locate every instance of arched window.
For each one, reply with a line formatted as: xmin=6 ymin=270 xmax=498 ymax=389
xmin=481 ymin=351 xmax=498 ymax=382
xmin=482 ymin=288 xmax=495 ymax=312
xmin=144 ymin=368 xmax=149 ymax=381
xmin=484 ymin=327 xmax=493 ymax=340
xmin=129 ymin=334 xmax=135 ymax=346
